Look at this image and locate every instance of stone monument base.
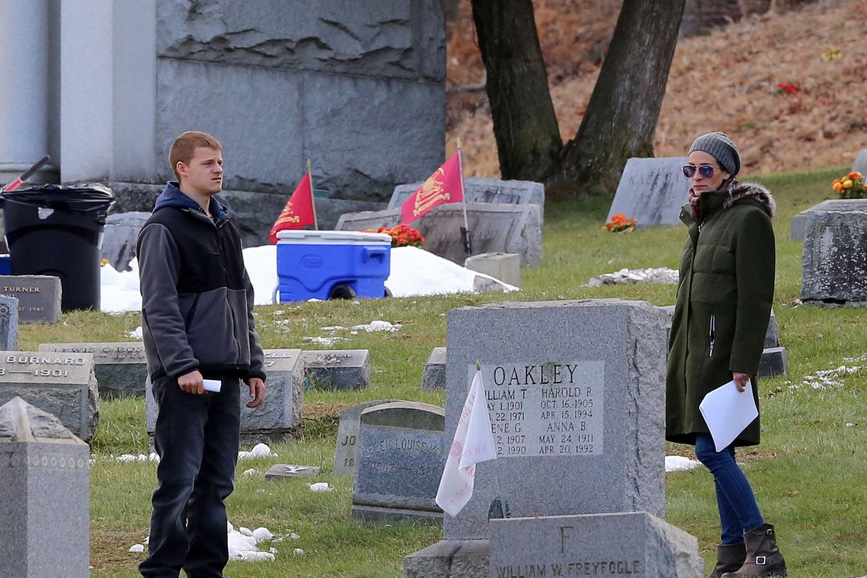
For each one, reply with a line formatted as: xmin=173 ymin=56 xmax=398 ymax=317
xmin=403 ymin=539 xmax=490 ymax=578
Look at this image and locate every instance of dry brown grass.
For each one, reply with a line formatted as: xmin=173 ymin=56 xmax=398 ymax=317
xmin=447 ymin=0 xmax=867 ymax=178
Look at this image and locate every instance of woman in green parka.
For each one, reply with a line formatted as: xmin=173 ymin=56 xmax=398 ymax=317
xmin=666 ymin=132 xmax=786 ymax=578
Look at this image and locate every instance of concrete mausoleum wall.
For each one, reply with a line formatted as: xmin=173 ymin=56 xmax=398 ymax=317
xmin=0 ymin=0 xmax=446 ymax=245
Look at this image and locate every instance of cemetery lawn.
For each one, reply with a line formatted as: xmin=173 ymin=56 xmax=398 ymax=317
xmin=19 ymin=166 xmax=867 ymax=577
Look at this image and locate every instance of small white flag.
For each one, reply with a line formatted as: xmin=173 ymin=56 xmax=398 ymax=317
xmin=435 ymin=369 xmax=498 ymax=517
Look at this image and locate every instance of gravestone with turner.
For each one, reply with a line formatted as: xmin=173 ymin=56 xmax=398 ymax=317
xmin=404 ymin=299 xmax=700 ymax=577
xmin=352 ymin=401 xmax=446 ymax=523
xmin=0 ymin=397 xmax=90 ymax=578
xmin=606 ymin=157 xmax=690 ymax=229
xmin=0 ymin=295 xmax=19 ymax=350
xmin=146 ymin=348 xmax=304 ymax=442
xmin=0 ymin=275 xmax=62 ymax=323
xmin=0 ymin=352 xmax=99 ymax=443
xmin=38 ymin=342 xmax=147 ymax=398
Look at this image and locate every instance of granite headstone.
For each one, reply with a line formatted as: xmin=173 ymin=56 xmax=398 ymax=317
xmin=801 ymin=208 xmax=867 ymax=303
xmin=146 ymin=349 xmax=304 ymax=441
xmin=853 ymin=149 xmax=867 ymax=175
xmin=464 ymin=253 xmax=522 ymax=288
xmin=303 ymin=349 xmax=371 ymax=391
xmin=0 ymin=352 xmax=99 ymax=443
xmin=101 ymin=212 xmax=150 ymax=272
xmin=790 ymin=199 xmax=867 ymax=241
xmin=0 ymin=397 xmax=90 ymax=578
xmin=351 ymin=401 xmax=446 ymax=523
xmin=421 ymin=347 xmax=447 ymax=391
xmin=388 ymin=177 xmax=544 ymax=219
xmin=488 ymin=513 xmax=702 ymax=578
xmin=606 ymin=157 xmax=690 ymax=229
xmin=38 ymin=342 xmax=147 ymax=398
xmin=0 ymin=295 xmax=19 ymax=350
xmin=0 ymin=275 xmax=62 ymax=323
xmin=333 ymin=399 xmax=399 ymax=475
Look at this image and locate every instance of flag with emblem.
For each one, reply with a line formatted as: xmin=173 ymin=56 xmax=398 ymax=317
xmin=269 ymin=172 xmax=317 ymax=244
xmin=400 ymin=152 xmax=464 ymax=224
xmin=435 ymin=368 xmax=497 ymax=517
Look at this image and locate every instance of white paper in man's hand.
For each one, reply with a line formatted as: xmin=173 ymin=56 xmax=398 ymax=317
xmin=698 ymin=380 xmax=758 ymax=452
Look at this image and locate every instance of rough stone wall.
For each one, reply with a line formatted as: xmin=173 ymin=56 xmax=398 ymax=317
xmin=144 ymin=0 xmax=445 ymax=242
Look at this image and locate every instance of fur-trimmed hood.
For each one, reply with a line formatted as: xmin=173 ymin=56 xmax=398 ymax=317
xmin=724 ymin=180 xmax=776 ymax=219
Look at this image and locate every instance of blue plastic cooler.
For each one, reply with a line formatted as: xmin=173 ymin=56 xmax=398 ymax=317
xmin=276 ymin=230 xmax=392 ymax=301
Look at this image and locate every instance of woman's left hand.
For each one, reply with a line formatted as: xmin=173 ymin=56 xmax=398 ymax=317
xmin=732 ymin=372 xmax=751 ymax=392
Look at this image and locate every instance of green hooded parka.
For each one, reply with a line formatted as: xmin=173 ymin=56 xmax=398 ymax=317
xmin=666 ymin=180 xmax=776 ymax=447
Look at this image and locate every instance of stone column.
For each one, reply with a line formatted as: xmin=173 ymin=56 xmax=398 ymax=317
xmin=0 ymin=0 xmax=54 ymax=184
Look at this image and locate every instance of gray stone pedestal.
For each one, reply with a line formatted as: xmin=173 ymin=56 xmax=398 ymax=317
xmin=0 ymin=397 xmax=90 ymax=578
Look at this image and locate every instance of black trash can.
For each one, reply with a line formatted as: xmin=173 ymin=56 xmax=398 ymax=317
xmin=1 ymin=184 xmax=115 ymax=311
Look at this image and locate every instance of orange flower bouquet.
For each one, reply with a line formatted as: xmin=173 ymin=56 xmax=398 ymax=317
xmin=373 ymin=224 xmax=425 ymax=248
xmin=832 ymin=171 xmax=867 ymax=199
xmin=604 ymin=213 xmax=637 ymax=233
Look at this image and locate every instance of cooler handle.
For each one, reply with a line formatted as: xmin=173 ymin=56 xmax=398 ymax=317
xmin=362 ymin=246 xmax=389 ymax=264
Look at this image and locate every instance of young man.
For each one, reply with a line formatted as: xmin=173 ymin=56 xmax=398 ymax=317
xmin=137 ymin=131 xmax=266 ymax=578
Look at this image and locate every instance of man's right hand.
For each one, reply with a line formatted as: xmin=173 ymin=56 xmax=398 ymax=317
xmin=178 ymin=370 xmax=205 ymax=394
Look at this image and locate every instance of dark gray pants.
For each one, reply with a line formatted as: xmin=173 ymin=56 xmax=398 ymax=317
xmin=140 ymin=376 xmax=240 ymax=578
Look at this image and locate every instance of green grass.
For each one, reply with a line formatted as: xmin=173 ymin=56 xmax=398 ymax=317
xmin=20 ymin=164 xmax=867 ymax=577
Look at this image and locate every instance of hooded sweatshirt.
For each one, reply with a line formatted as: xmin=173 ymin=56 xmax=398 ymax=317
xmin=135 ymin=182 xmax=266 ymax=382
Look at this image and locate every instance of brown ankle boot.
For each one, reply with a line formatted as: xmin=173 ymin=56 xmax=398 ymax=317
xmin=709 ymin=543 xmax=746 ymax=577
xmin=721 ymin=523 xmax=787 ymax=577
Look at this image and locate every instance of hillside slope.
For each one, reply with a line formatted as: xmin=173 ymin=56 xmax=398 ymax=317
xmin=447 ymin=0 xmax=867 ymax=180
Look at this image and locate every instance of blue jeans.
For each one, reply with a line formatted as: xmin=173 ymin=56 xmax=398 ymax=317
xmin=694 ymin=434 xmax=764 ymax=545
xmin=140 ymin=376 xmax=241 ymax=578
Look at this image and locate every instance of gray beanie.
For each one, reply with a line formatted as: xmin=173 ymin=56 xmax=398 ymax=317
xmin=688 ymin=131 xmax=740 ymax=176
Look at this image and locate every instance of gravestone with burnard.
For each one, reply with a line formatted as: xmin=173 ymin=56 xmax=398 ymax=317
xmin=606 ymin=157 xmax=690 ymax=229
xmin=488 ymin=513 xmax=702 ymax=578
xmin=333 ymin=399 xmax=398 ymax=475
xmin=0 ymin=275 xmax=62 ymax=323
xmin=146 ymin=349 xmax=304 ymax=441
xmin=38 ymin=342 xmax=147 ymax=398
xmin=0 ymin=397 xmax=90 ymax=578
xmin=0 ymin=294 xmax=19 ymax=350
xmin=0 ymin=352 xmax=98 ymax=443
xmin=351 ymin=401 xmax=446 ymax=523
xmin=404 ymin=299 xmax=687 ymax=577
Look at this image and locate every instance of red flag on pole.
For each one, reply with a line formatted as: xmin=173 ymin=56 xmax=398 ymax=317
xmin=269 ymin=173 xmax=316 ymax=244
xmin=400 ymin=152 xmax=464 ymax=224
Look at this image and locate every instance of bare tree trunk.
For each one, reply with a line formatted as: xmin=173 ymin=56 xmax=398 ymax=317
xmin=471 ymin=0 xmax=562 ymax=182
xmin=552 ymin=0 xmax=686 ymax=198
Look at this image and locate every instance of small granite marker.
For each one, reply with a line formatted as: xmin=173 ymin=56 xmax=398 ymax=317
xmin=421 ymin=347 xmax=446 ymax=391
xmin=0 ymin=275 xmax=62 ymax=323
xmin=303 ymin=349 xmax=371 ymax=391
xmin=0 ymin=294 xmax=19 ymax=350
xmin=38 ymin=342 xmax=147 ymax=398
xmin=0 ymin=397 xmax=90 ymax=578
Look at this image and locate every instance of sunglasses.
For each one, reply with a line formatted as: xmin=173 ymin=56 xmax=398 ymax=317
xmin=682 ymin=165 xmax=721 ymax=179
